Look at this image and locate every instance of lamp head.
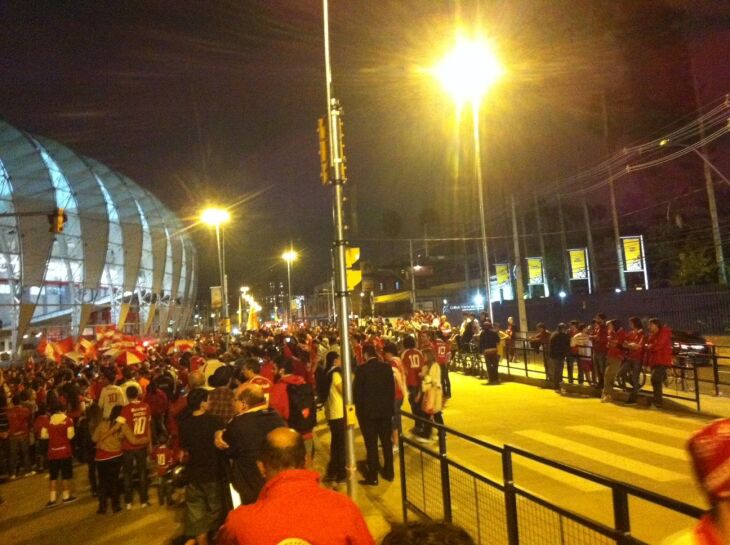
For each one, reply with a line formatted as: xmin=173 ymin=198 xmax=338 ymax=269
xmin=201 ymin=207 xmax=230 ymax=226
xmin=282 ymin=250 xmax=298 ymax=263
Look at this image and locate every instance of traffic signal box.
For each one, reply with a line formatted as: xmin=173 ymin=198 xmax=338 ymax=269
xmin=47 ymin=208 xmax=67 ymax=233
xmin=346 ymin=247 xmax=361 ymax=291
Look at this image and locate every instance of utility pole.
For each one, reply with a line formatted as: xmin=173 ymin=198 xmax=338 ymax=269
xmin=533 ymin=194 xmax=549 ymax=296
xmin=556 ymin=194 xmax=571 ymax=293
xmin=581 ymin=193 xmax=599 ymax=291
xmin=511 ymin=195 xmax=528 ymax=332
xmin=408 ymin=239 xmax=417 ymax=310
xmin=321 ymin=0 xmax=356 ymax=496
xmin=601 ymin=91 xmax=626 ymax=290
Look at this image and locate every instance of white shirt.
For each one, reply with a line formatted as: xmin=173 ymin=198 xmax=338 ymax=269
xmin=99 ymin=384 xmax=124 ymax=418
xmin=324 ymin=370 xmax=344 ymax=421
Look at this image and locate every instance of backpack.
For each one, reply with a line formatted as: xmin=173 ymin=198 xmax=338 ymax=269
xmin=286 ymin=382 xmax=317 ymax=432
xmin=317 ymin=366 xmax=341 ymax=405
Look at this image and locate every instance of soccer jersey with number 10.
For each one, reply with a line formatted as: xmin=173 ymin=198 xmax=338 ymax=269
xmin=119 ymin=400 xmax=151 ymax=451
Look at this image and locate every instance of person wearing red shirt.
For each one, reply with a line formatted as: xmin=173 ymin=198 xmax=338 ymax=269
xmin=41 ymin=401 xmax=77 ymax=507
xmin=621 ymin=317 xmax=646 ymax=406
xmin=118 ymin=385 xmax=152 ymax=509
xmin=602 ymin=320 xmax=627 ymax=402
xmin=143 ymin=380 xmax=169 ymax=445
xmin=242 ymin=359 xmax=273 ymax=401
xmin=269 ymin=358 xmax=315 ymax=460
xmin=432 ymin=331 xmax=452 ymax=400
xmin=218 ymin=428 xmax=375 ymax=545
xmin=401 ymin=335 xmax=426 ymax=435
xmin=384 ymin=343 xmax=407 ymax=452
xmin=151 ymin=439 xmax=176 ymax=505
xmin=647 ymin=317 xmax=673 ymax=408
xmin=7 ymin=395 xmax=33 ymax=478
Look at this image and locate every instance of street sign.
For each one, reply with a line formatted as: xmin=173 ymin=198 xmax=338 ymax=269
xmin=622 ymin=236 xmax=644 ymax=272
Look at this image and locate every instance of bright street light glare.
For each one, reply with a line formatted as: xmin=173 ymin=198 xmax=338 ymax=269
xmin=282 ymin=250 xmax=298 ymax=263
xmin=432 ymin=34 xmax=504 ymax=107
xmin=201 ymin=207 xmax=231 ymax=226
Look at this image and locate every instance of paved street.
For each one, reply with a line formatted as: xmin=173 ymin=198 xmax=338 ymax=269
xmin=0 ymin=370 xmax=712 ymax=545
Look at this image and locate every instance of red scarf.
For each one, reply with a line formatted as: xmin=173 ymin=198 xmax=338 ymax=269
xmin=694 ymin=515 xmax=723 ymax=545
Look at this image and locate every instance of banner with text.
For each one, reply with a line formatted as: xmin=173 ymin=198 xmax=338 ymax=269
xmin=210 ymin=286 xmax=222 ymax=309
xmin=569 ymin=248 xmax=589 ymax=280
xmin=495 ymin=263 xmax=511 ymax=287
xmin=527 ymin=257 xmax=545 ymax=285
xmin=622 ymin=236 xmax=644 ymax=272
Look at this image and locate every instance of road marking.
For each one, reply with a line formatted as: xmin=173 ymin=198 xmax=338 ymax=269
xmin=473 ymin=435 xmax=604 ymax=492
xmin=619 ymin=420 xmax=694 ymax=440
xmin=515 ymin=430 xmax=686 ymax=482
xmin=569 ymin=425 xmax=688 ymax=461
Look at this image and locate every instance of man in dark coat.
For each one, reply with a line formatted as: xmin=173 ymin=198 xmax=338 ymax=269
xmin=214 ymin=384 xmax=286 ymax=504
xmin=353 ymin=344 xmax=395 ymax=486
xmin=549 ymin=323 xmax=572 ymax=391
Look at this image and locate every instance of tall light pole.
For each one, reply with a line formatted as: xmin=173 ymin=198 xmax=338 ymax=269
xmin=201 ymin=207 xmax=231 ymax=349
xmin=282 ymin=249 xmax=297 ymax=325
xmin=660 ymin=139 xmax=728 ymax=284
xmin=433 ymin=34 xmax=505 ymax=322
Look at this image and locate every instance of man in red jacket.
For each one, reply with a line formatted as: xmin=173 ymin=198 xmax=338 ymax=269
xmin=7 ymin=395 xmax=33 ymax=478
xmin=647 ymin=317 xmax=673 ymax=408
xmin=218 ymin=427 xmax=374 ymax=545
xmin=602 ymin=319 xmax=627 ymax=403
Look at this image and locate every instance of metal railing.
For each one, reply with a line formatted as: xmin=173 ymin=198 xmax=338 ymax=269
xmin=451 ymin=336 xmax=705 ymax=411
xmin=398 ymin=411 xmax=703 ymax=545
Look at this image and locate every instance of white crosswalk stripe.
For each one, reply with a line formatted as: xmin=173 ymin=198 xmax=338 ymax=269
xmin=515 ymin=429 xmax=686 ymax=482
xmin=619 ymin=420 xmax=696 ymax=440
xmin=569 ymin=425 xmax=689 ymax=461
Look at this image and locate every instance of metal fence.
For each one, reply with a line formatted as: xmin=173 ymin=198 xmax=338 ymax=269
xmin=398 ymin=411 xmax=703 ymax=545
xmin=449 ymin=334 xmax=730 ymax=412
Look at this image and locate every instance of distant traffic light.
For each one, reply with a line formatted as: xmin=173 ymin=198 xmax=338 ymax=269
xmin=48 ymin=207 xmax=67 ymax=233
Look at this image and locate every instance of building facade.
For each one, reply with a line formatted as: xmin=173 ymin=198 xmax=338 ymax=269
xmin=0 ymin=120 xmax=197 ymax=352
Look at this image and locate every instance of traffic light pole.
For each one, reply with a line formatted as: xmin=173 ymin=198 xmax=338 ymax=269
xmin=322 ymin=0 xmax=357 ymax=497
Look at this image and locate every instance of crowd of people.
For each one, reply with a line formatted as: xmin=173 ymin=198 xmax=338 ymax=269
xmin=0 ymin=309 xmax=718 ymax=544
xmin=453 ymin=311 xmax=675 ymax=407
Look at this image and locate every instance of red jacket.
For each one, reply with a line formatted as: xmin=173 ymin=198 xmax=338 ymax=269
xmin=219 ymin=470 xmax=374 ymax=545
xmin=144 ymin=389 xmax=169 ymax=417
xmin=269 ymin=375 xmax=305 ymax=422
xmin=606 ymin=329 xmax=627 ymax=360
xmin=7 ymin=406 xmax=31 ymax=438
xmin=647 ymin=326 xmax=673 ymax=367
xmin=591 ymin=324 xmax=608 ymax=353
xmin=623 ymin=329 xmax=645 ymax=362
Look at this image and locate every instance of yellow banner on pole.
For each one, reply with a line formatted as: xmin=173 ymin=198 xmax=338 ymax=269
xmin=622 ymin=236 xmax=644 ymax=272
xmin=527 ymin=257 xmax=544 ymax=285
xmin=569 ymin=249 xmax=588 ymax=280
xmin=210 ymin=286 xmax=222 ymax=309
xmin=495 ymin=264 xmax=510 ymax=286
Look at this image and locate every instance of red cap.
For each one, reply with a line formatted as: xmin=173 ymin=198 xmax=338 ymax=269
xmin=688 ymin=419 xmax=730 ymax=501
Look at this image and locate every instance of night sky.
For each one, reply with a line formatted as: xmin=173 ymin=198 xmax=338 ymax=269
xmin=1 ymin=1 xmax=728 ymax=299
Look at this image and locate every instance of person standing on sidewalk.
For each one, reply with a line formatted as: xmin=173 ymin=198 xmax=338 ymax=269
xmin=42 ymin=398 xmax=77 ymax=507
xmin=621 ymin=317 xmax=646 ymax=405
xmin=602 ymin=319 xmax=627 ymax=403
xmin=548 ymin=324 xmax=571 ymax=391
xmin=646 ymin=318 xmax=673 ymax=408
xmin=479 ymin=321 xmax=501 ymax=384
xmin=384 ymin=342 xmax=407 ymax=453
xmin=590 ymin=314 xmax=609 ymax=390
xmin=353 ymin=343 xmax=395 ymax=485
xmin=118 ymin=386 xmax=152 ymax=509
xmin=401 ymin=335 xmax=426 ymax=435
xmin=419 ymin=348 xmax=444 ymax=442
xmin=323 ymin=351 xmax=346 ymax=483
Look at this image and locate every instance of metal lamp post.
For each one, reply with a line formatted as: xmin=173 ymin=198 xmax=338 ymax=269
xmin=201 ymin=207 xmax=231 ymax=349
xmin=282 ymin=249 xmax=297 ymax=325
xmin=432 ymin=34 xmax=505 ymax=322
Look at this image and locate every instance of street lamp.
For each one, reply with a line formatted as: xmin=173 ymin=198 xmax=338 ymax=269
xmin=282 ymin=248 xmax=298 ymax=325
xmin=432 ymin=33 xmax=504 ymax=322
xmin=201 ymin=207 xmax=231 ymax=347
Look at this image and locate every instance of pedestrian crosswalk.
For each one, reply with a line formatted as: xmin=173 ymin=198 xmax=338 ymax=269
xmin=514 ymin=420 xmax=692 ymax=484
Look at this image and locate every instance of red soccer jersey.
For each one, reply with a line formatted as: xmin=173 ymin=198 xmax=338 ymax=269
xmin=33 ymin=414 xmax=49 ymax=439
xmin=45 ymin=413 xmax=75 ymax=460
xmin=7 ymin=406 xmax=31 ymax=437
xmin=402 ymin=348 xmax=425 ymax=387
xmin=119 ymin=400 xmax=151 ymax=451
xmin=152 ymin=445 xmax=176 ymax=476
xmin=432 ymin=340 xmax=450 ymax=366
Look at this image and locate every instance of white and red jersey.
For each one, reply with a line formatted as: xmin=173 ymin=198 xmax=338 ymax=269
xmin=119 ymin=400 xmax=151 ymax=451
xmin=99 ymin=384 xmax=124 ymax=418
xmin=42 ymin=413 xmax=75 ymax=460
xmin=152 ymin=445 xmax=176 ymax=476
xmin=247 ymin=375 xmax=273 ymax=400
xmin=401 ymin=348 xmax=425 ymax=387
xmin=432 ymin=339 xmax=451 ymax=366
